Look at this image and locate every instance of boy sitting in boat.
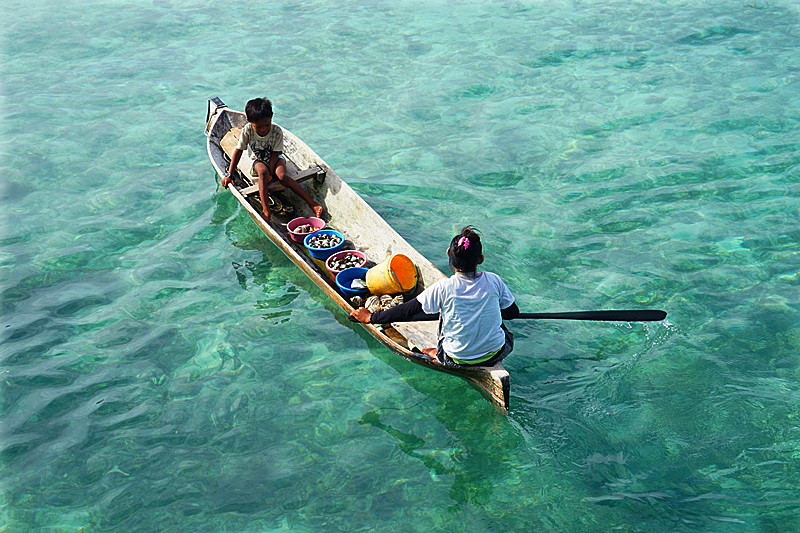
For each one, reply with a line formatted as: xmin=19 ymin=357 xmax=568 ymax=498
xmin=221 ymin=97 xmax=323 ymax=222
xmin=350 ymin=226 xmax=519 ymax=366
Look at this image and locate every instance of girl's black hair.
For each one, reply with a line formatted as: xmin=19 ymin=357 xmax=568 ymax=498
xmin=448 ymin=226 xmax=483 ymax=273
xmin=245 ymin=98 xmax=274 ymax=123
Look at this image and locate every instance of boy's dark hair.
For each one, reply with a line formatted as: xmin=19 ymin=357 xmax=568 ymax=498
xmin=245 ymin=98 xmax=274 ymax=123
xmin=448 ymin=226 xmax=483 ymax=272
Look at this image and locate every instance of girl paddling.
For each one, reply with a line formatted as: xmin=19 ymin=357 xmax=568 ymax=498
xmin=350 ymin=226 xmax=519 ymax=366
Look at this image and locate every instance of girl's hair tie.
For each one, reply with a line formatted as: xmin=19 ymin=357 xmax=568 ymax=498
xmin=458 ymin=236 xmax=470 ymax=249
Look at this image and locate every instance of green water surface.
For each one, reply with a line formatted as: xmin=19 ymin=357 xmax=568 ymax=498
xmin=2 ymin=0 xmax=800 ymax=531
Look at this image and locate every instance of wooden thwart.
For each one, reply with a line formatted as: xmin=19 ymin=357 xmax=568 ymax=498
xmin=239 ymin=166 xmax=325 ymax=196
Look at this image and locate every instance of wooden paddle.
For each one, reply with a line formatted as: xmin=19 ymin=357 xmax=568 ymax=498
xmin=350 ymin=308 xmax=666 ymax=323
xmin=512 ymin=310 xmax=666 ymax=322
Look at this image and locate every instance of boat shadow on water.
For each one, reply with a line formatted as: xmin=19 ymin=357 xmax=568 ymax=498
xmin=356 ymin=408 xmax=526 ymax=508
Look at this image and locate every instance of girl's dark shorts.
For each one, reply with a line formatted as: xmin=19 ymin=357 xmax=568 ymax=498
xmin=438 ymin=324 xmax=514 ymax=368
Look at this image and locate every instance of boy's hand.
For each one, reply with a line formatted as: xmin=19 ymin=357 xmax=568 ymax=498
xmin=221 ymin=175 xmax=233 ymax=188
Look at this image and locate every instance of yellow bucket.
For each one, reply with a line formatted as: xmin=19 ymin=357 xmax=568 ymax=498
xmin=366 ymin=254 xmax=418 ymax=295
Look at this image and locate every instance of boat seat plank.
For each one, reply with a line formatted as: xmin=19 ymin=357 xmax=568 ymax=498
xmin=391 ymin=321 xmax=439 ymax=352
xmin=239 ymin=166 xmax=325 ymax=196
xmin=219 ymin=128 xmax=241 ymax=155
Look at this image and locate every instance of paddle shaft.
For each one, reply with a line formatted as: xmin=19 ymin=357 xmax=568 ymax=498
xmin=512 ymin=310 xmax=666 ymax=322
xmin=350 ymin=309 xmax=666 ymax=323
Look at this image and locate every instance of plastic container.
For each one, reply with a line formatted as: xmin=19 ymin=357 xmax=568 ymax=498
xmin=335 ymin=267 xmax=370 ymax=298
xmin=304 ymin=229 xmax=345 ymax=260
xmin=366 ymin=254 xmax=418 ymax=295
xmin=325 ymin=250 xmax=367 ymax=276
xmin=287 ymin=217 xmax=325 ymax=243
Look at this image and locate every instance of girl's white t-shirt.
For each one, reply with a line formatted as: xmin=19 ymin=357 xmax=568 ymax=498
xmin=417 ymin=272 xmax=515 ymax=360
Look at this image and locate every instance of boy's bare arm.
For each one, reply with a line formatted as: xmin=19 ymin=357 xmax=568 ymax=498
xmin=222 ymin=149 xmax=243 ymax=188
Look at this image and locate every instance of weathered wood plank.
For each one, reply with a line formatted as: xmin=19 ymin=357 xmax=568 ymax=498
xmin=239 ymin=166 xmax=325 ymax=196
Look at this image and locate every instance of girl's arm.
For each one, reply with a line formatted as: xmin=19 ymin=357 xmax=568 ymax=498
xmin=501 ymin=301 xmax=520 ymax=320
xmin=350 ymin=298 xmax=439 ymax=324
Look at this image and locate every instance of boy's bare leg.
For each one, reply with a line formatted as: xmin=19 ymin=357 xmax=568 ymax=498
xmin=272 ymin=158 xmax=323 ymax=218
xmin=254 ymin=161 xmax=272 ymax=222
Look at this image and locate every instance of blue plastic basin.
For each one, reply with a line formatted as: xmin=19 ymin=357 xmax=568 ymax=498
xmin=335 ymin=267 xmax=370 ymax=298
xmin=304 ymin=229 xmax=345 ymax=260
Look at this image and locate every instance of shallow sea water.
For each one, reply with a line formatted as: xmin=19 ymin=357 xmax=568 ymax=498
xmin=2 ymin=0 xmax=800 ymax=531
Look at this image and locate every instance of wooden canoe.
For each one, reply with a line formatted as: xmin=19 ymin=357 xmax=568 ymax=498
xmin=204 ymin=97 xmax=510 ymax=413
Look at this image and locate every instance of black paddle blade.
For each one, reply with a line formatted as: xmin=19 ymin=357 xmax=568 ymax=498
xmin=514 ymin=310 xmax=667 ymax=322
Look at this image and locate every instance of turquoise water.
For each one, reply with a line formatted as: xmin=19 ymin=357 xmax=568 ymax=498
xmin=2 ymin=0 xmax=800 ymax=530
